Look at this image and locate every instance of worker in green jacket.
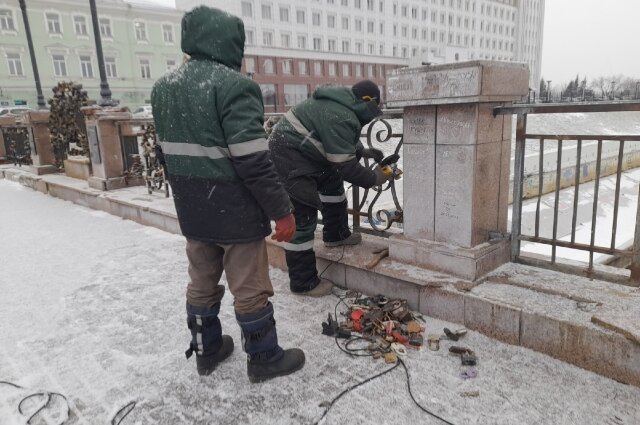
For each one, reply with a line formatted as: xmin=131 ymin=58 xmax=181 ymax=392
xmin=268 ymin=81 xmax=393 ymax=297
xmin=151 ymin=6 xmax=304 ymax=383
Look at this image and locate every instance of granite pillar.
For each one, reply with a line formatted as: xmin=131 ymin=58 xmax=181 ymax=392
xmin=83 ymin=107 xmax=133 ymax=190
xmin=23 ymin=111 xmax=57 ymax=175
xmin=386 ymin=61 xmax=528 ymax=280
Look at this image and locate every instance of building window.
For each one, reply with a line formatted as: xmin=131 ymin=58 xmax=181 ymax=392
xmin=298 ymin=60 xmax=307 ymax=75
xmin=367 ymin=20 xmax=374 ymax=33
xmin=260 ymin=84 xmax=276 ymax=107
xmin=342 ymin=16 xmax=349 ymax=30
xmin=263 ymin=59 xmax=274 ymax=74
xmin=342 ymin=0 xmax=348 ymax=5
xmin=355 ymin=18 xmax=362 ymax=32
xmin=368 ymin=43 xmax=374 ymax=54
xmin=297 ymin=35 xmax=306 ymax=49
xmin=52 ymin=54 xmax=67 ymax=77
xmin=163 ymin=24 xmax=174 ymax=44
xmin=245 ymin=57 xmax=255 ymax=73
xmin=263 ymin=31 xmax=273 ymax=46
xmin=327 ymin=14 xmax=335 ymax=28
xmin=80 ymin=55 xmax=94 ymax=78
xmin=0 ymin=9 xmax=16 ymax=31
xmin=241 ymin=1 xmax=252 ymax=17
xmin=328 ymin=39 xmax=336 ymax=52
xmin=355 ymin=64 xmax=362 ymax=77
xmin=166 ymin=59 xmax=177 ymax=71
xmin=314 ymin=61 xmax=322 ymax=76
xmin=355 ymin=41 xmax=363 ymax=53
xmin=99 ymin=18 xmax=112 ymax=38
xmin=245 ymin=29 xmax=255 ymax=45
xmin=262 ymin=4 xmax=272 ymax=19
xmin=46 ymin=13 xmax=62 ymax=34
xmin=328 ymin=63 xmax=336 ymax=76
xmin=139 ymin=58 xmax=151 ymax=79
xmin=296 ymin=10 xmax=305 ymax=24
xmin=284 ymin=84 xmax=307 ymax=106
xmin=313 ymin=37 xmax=322 ymax=51
xmin=312 ymin=12 xmax=321 ymax=26
xmin=6 ymin=53 xmax=23 ymax=76
xmin=342 ymin=63 xmax=350 ymax=77
xmin=106 ymin=57 xmax=118 ymax=77
xmin=282 ymin=59 xmax=292 ymax=74
xmin=342 ymin=40 xmax=350 ymax=53
xmin=73 ymin=16 xmax=87 ymax=36
xmin=281 ymin=33 xmax=290 ymax=48
xmin=279 ymin=7 xmax=289 ymax=22
xmin=135 ymin=22 xmax=147 ymax=41
xmin=367 ymin=64 xmax=374 ymax=78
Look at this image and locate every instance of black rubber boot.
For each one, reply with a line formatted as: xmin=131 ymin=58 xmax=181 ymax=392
xmin=236 ymin=302 xmax=305 ymax=383
xmin=185 ymin=303 xmax=234 ymax=376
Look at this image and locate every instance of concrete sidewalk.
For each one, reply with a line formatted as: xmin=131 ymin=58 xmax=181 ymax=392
xmin=1 ymin=165 xmax=639 ymax=390
xmin=1 ymin=177 xmax=639 ymax=425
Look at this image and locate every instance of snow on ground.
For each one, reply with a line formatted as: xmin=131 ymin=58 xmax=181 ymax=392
xmin=1 ymin=179 xmax=639 ymax=425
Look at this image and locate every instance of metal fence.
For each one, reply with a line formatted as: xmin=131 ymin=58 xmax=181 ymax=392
xmin=495 ymin=101 xmax=640 ymax=286
xmin=267 ymin=110 xmax=404 ymax=237
xmin=2 ymin=125 xmax=33 ymax=166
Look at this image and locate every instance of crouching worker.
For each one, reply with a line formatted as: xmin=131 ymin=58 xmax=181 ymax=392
xmin=151 ymin=6 xmax=304 ymax=383
xmin=268 ymin=80 xmax=394 ymax=297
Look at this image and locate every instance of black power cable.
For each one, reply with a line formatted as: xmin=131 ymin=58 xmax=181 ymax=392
xmin=314 ymin=291 xmax=457 ymax=425
xmin=0 ymin=380 xmax=136 ymax=425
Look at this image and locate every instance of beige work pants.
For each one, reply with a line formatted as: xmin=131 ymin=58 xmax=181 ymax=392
xmin=185 ymin=238 xmax=274 ymax=314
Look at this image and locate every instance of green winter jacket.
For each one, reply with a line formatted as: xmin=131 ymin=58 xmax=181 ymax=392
xmin=151 ymin=6 xmax=292 ymax=243
xmin=268 ymin=86 xmax=381 ymax=207
xmin=279 ymin=86 xmax=381 ymax=165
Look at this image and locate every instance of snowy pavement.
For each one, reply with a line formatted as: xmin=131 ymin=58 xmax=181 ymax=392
xmin=1 ymin=178 xmax=639 ymax=425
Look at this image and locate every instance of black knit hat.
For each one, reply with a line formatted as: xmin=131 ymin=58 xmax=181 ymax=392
xmin=351 ymin=79 xmax=380 ymax=105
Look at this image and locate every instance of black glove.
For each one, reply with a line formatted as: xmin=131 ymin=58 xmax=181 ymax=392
xmin=373 ymin=165 xmax=393 ymax=185
xmin=361 ymin=148 xmax=384 ymax=164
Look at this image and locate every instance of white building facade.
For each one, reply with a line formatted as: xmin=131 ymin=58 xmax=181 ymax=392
xmin=176 ymin=0 xmax=545 ymax=88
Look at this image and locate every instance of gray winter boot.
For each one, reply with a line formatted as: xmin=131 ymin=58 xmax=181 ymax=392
xmin=236 ymin=302 xmax=305 ymax=383
xmin=185 ymin=303 xmax=234 ymax=376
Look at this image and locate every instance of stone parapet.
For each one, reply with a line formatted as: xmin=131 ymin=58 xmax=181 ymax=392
xmin=387 ymin=61 xmax=528 ymax=280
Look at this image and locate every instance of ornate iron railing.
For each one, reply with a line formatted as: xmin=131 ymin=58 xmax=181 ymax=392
xmin=266 ymin=110 xmax=404 ymax=237
xmin=117 ymin=118 xmax=170 ymax=197
xmin=494 ymin=101 xmax=640 ymax=286
xmin=351 ymin=110 xmax=404 ymax=236
xmin=2 ymin=125 xmax=32 ymax=166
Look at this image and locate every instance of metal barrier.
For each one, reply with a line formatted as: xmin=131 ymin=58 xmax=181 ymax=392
xmin=117 ymin=118 xmax=169 ymax=197
xmin=495 ymin=101 xmax=640 ymax=286
xmin=267 ymin=110 xmax=404 ymax=237
xmin=2 ymin=125 xmax=33 ymax=166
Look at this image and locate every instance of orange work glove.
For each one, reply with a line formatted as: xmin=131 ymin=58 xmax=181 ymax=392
xmin=272 ymin=213 xmax=296 ymax=242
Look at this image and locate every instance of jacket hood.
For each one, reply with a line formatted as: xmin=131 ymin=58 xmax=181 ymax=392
xmin=181 ymin=6 xmax=244 ymax=70
xmin=313 ymin=86 xmax=382 ymax=125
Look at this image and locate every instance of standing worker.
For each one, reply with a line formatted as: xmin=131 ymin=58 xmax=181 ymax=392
xmin=268 ymin=81 xmax=394 ymax=297
xmin=151 ymin=6 xmax=304 ymax=383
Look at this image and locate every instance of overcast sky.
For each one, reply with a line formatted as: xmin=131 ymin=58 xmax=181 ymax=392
xmin=136 ymin=0 xmax=640 ymax=85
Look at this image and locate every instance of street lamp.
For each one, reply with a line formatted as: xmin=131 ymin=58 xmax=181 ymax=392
xmin=89 ymin=0 xmax=117 ymax=106
xmin=18 ymin=0 xmax=46 ymax=109
xmin=546 ymin=80 xmax=552 ymax=103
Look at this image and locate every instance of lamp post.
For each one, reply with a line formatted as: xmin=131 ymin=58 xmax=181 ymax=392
xmin=18 ymin=0 xmax=46 ymax=109
xmin=89 ymin=0 xmax=117 ymax=106
xmin=546 ymin=80 xmax=552 ymax=103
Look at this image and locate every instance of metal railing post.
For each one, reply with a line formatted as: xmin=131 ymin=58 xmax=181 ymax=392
xmin=510 ymin=113 xmax=527 ymax=260
xmin=632 ymin=183 xmax=640 ymax=284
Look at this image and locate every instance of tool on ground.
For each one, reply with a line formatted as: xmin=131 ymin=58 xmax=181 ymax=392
xmin=442 ymin=328 xmax=467 ymax=341
xmin=321 ymin=314 xmax=351 ymax=338
xmin=460 ymin=391 xmax=480 ymax=398
xmin=449 ymin=346 xmax=477 ymax=366
xmin=366 ymin=248 xmax=389 ymax=269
